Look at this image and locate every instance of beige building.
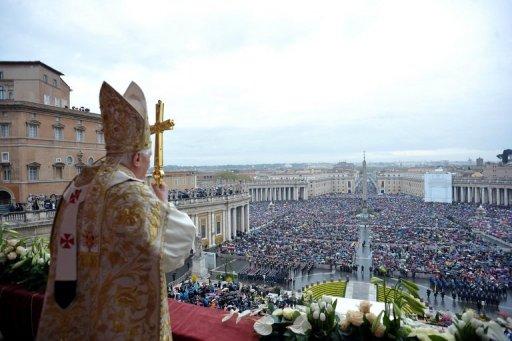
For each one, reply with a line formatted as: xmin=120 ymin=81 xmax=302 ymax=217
xmin=162 ymin=171 xmax=197 ymax=191
xmin=172 ymin=194 xmax=251 ymax=247
xmin=0 ymin=61 xmax=105 ymax=205
xmin=377 ymin=172 xmax=424 ymax=196
xmin=377 ymin=166 xmax=512 ymax=206
xmin=247 ymin=171 xmax=357 ymax=202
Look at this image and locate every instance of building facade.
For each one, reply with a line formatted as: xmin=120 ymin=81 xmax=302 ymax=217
xmin=247 ymin=172 xmax=357 ymax=202
xmin=172 ymin=194 xmax=251 ymax=247
xmin=0 ymin=61 xmax=105 ymax=205
xmin=377 ymin=166 xmax=512 ymax=206
xmin=162 ymin=171 xmax=197 ymax=191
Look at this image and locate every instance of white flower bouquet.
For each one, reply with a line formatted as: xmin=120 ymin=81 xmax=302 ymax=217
xmin=0 ymin=224 xmax=50 ymax=291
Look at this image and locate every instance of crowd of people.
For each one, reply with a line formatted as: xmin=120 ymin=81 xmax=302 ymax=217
xmin=222 ymin=193 xmax=511 ymax=299
xmin=224 ymin=196 xmax=360 ymax=284
xmin=169 ymin=280 xmax=296 ymax=311
xmin=168 ymin=185 xmax=245 ymax=200
xmin=367 ymin=195 xmax=511 ymax=295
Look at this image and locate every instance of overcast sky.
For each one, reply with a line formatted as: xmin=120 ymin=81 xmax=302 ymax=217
xmin=2 ymin=0 xmax=511 ymax=165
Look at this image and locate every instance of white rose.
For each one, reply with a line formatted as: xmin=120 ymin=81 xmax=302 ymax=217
xmin=283 ymin=308 xmax=296 ymax=320
xmin=462 ymin=310 xmax=475 ymax=323
xmin=365 ymin=312 xmax=377 ymax=324
xmin=326 ymin=304 xmax=333 ymax=313
xmin=16 ymin=246 xmax=27 ymax=256
xmin=37 ymin=258 xmax=45 ymax=265
xmin=313 ymin=311 xmax=320 ymax=320
xmin=475 ymin=326 xmax=485 ymax=337
xmin=339 ymin=319 xmax=350 ymax=331
xmin=7 ymin=239 xmax=19 ymax=247
xmin=319 ymin=301 xmax=326 ymax=309
xmin=7 ymin=252 xmax=17 ymax=260
xmin=320 ymin=313 xmax=326 ymax=321
xmin=324 ymin=296 xmax=332 ymax=304
xmin=272 ymin=309 xmax=283 ymax=317
xmin=359 ymin=300 xmax=372 ymax=314
xmin=470 ymin=318 xmax=484 ymax=329
xmin=311 ymin=303 xmax=319 ymax=311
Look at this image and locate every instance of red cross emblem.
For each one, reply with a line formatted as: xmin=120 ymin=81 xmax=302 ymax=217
xmin=60 ymin=233 xmax=75 ymax=249
xmin=69 ymin=189 xmax=82 ymax=204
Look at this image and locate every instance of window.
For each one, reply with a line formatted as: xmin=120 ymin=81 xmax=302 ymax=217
xmin=55 ymin=166 xmax=63 ymax=179
xmin=0 ymin=71 xmax=3 ymax=79
xmin=96 ymin=131 xmax=104 ymax=143
xmin=0 ymin=86 xmax=4 ymax=100
xmin=1 ymin=152 xmax=9 ymax=162
xmin=0 ymin=124 xmax=9 ymax=137
xmin=3 ymin=167 xmax=11 ymax=181
xmin=200 ymin=221 xmax=206 ymax=238
xmin=54 ymin=97 xmax=61 ymax=107
xmin=216 ymin=221 xmax=221 ymax=234
xmin=76 ymin=165 xmax=83 ymax=174
xmin=62 ymin=99 xmax=68 ymax=108
xmin=28 ymin=166 xmax=39 ymax=181
xmin=54 ymin=127 xmax=64 ymax=140
xmin=8 ymin=91 xmax=13 ymax=99
xmin=53 ymin=79 xmax=58 ymax=87
xmin=43 ymin=94 xmax=51 ymax=105
xmin=87 ymin=157 xmax=94 ymax=166
xmin=43 ymin=74 xmax=48 ymax=83
xmin=76 ymin=129 xmax=84 ymax=142
xmin=66 ymin=156 xmax=73 ymax=165
xmin=27 ymin=124 xmax=38 ymax=138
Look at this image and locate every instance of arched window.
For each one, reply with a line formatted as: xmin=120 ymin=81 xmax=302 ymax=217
xmin=0 ymin=86 xmax=5 ymax=100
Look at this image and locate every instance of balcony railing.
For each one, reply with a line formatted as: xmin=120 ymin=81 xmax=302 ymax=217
xmin=0 ymin=209 xmax=56 ymax=224
xmin=172 ymin=194 xmax=251 ymax=207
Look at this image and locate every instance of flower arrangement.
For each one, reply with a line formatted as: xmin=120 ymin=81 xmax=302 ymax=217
xmin=0 ymin=224 xmax=50 ymax=291
xmin=447 ymin=309 xmax=508 ymax=341
xmin=222 ymin=276 xmax=512 ymax=340
xmin=339 ymin=300 xmax=387 ymax=339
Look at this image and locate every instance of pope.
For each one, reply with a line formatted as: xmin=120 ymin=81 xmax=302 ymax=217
xmin=37 ymin=82 xmax=197 ymax=340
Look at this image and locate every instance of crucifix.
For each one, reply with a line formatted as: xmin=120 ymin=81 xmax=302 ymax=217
xmin=150 ymin=100 xmax=174 ymax=186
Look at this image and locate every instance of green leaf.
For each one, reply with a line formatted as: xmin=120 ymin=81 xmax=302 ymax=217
xmin=428 ymin=335 xmax=449 ymax=341
xmin=371 ymin=277 xmax=384 ymax=285
xmin=371 ymin=311 xmax=384 ymax=333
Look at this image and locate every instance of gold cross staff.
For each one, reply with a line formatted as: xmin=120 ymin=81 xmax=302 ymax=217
xmin=150 ymin=100 xmax=174 ymax=186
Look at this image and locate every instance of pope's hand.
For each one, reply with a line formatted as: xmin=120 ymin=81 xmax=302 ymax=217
xmin=152 ymin=182 xmax=168 ymax=203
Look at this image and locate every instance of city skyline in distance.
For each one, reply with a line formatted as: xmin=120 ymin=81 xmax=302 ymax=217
xmin=1 ymin=0 xmax=511 ymax=165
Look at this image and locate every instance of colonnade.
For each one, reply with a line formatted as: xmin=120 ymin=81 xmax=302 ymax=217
xmin=452 ymin=185 xmax=511 ymax=206
xmin=248 ymin=186 xmax=307 ymax=202
xmin=187 ymin=203 xmax=250 ymax=247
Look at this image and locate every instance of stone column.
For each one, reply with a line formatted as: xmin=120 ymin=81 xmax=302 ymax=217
xmin=226 ymin=209 xmax=231 ymax=241
xmin=468 ymin=187 xmax=472 ymax=203
xmin=488 ymin=187 xmax=493 ymax=205
xmin=231 ymin=207 xmax=237 ymax=237
xmin=193 ymin=214 xmax=199 ymax=230
xmin=505 ymin=188 xmax=509 ymax=206
xmin=240 ymin=205 xmax=245 ymax=233
xmin=497 ymin=188 xmax=501 ymax=206
xmin=210 ymin=211 xmax=215 ymax=245
xmin=245 ymin=204 xmax=250 ymax=232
